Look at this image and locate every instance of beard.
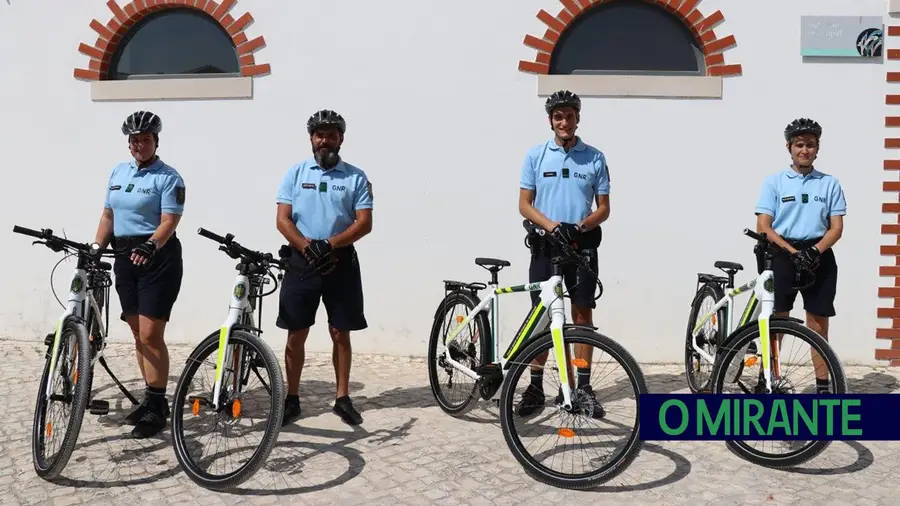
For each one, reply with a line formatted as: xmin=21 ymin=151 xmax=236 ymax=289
xmin=314 ymin=145 xmax=341 ymax=169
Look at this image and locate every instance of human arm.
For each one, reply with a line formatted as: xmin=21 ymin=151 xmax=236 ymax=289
xmin=94 ymin=208 xmax=114 ymax=249
xmin=517 ymin=152 xmax=558 ymax=232
xmin=580 ymin=154 xmax=611 ymax=230
xmin=756 ymin=213 xmax=798 ymax=254
xmin=276 ymin=203 xmax=310 ymax=251
xmin=754 ymin=177 xmax=798 ymax=254
xmin=328 ymin=175 xmax=373 ymax=249
xmin=814 ymin=180 xmax=847 ymax=253
xmin=152 ymin=174 xmax=186 ymax=249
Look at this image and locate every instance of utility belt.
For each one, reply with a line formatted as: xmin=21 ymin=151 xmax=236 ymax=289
xmin=111 ymin=231 xmax=178 ymax=251
xmin=526 ymin=226 xmax=602 ymax=256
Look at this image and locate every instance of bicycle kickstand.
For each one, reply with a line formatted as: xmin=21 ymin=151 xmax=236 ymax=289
xmin=99 ymin=356 xmax=141 ymax=406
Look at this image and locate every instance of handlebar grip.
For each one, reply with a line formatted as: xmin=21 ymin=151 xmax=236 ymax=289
xmin=197 ymin=227 xmax=227 ymax=244
xmin=12 ymin=225 xmax=44 ymax=239
xmin=743 ymin=228 xmax=766 ymax=242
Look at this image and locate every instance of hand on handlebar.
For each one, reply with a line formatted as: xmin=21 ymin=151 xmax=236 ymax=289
xmin=792 ymin=246 xmax=821 ymax=271
xmin=552 ymin=222 xmax=582 ymax=248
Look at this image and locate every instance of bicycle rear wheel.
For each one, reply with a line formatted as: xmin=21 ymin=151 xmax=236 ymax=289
xmin=32 ymin=318 xmax=93 ymax=479
xmin=709 ymin=318 xmax=847 ymax=468
xmin=171 ymin=329 xmax=285 ymax=490
xmin=427 ymin=289 xmax=491 ymax=416
xmin=498 ymin=327 xmax=646 ymax=489
xmin=684 ymin=282 xmax=726 ymax=393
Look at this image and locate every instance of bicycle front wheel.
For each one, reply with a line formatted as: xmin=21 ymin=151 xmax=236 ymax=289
xmin=710 ymin=318 xmax=847 ymax=468
xmin=32 ymin=318 xmax=93 ymax=479
xmin=498 ymin=327 xmax=646 ymax=489
xmin=171 ymin=329 xmax=286 ymax=490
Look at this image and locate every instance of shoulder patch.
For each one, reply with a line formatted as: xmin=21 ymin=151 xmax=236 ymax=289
xmin=176 ymin=186 xmax=186 ymax=205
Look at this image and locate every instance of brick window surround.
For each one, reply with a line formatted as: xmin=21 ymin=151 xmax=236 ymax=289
xmin=74 ymin=0 xmax=270 ymax=101
xmin=519 ymin=0 xmax=742 ymax=99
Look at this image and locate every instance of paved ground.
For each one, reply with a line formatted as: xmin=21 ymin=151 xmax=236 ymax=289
xmin=1 ymin=338 xmax=899 ymax=506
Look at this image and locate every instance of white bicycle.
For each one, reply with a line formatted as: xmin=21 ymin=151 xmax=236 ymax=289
xmin=427 ymin=219 xmax=647 ymax=489
xmin=170 ymin=228 xmax=287 ymax=491
xmin=685 ymin=228 xmax=847 ymax=467
xmin=13 ymin=225 xmax=142 ymax=480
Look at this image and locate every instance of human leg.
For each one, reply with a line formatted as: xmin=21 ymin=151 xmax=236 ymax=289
xmin=515 ymin=251 xmax=551 ymax=417
xmin=800 ymin=249 xmax=837 ymax=390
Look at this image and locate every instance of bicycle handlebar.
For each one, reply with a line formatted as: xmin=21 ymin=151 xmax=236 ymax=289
xmin=522 ymin=219 xmax=604 ymax=299
xmin=13 ymin=225 xmax=115 ymax=256
xmin=197 ymin=227 xmax=286 ymax=270
xmin=743 ymin=228 xmax=792 ymax=256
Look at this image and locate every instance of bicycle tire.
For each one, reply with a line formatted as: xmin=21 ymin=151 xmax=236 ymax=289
xmin=709 ymin=318 xmax=847 ymax=468
xmin=427 ymin=289 xmax=491 ymax=416
xmin=32 ymin=318 xmax=93 ymax=480
xmin=498 ymin=327 xmax=646 ymax=489
xmin=684 ymin=282 xmax=726 ymax=393
xmin=171 ymin=329 xmax=286 ymax=491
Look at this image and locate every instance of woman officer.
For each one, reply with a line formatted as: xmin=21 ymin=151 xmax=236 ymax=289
xmin=91 ymin=111 xmax=187 ymax=439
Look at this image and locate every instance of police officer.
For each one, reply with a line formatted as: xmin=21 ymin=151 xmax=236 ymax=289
xmin=754 ymin=118 xmax=846 ymax=394
xmin=275 ymin=109 xmax=373 ymax=427
xmin=516 ymin=90 xmax=610 ymax=418
xmin=91 ymin=111 xmax=186 ymax=438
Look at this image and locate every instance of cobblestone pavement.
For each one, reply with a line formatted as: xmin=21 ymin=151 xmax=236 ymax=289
xmin=1 ymin=338 xmax=899 ymax=506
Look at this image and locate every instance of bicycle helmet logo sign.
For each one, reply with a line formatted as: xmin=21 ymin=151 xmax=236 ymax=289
xmin=856 ymin=28 xmax=883 ymax=57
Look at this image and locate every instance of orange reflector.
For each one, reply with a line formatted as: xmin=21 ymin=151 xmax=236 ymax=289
xmin=456 ymin=315 xmax=464 ymax=323
xmin=711 ymin=314 xmax=717 ymax=325
xmin=192 ymin=398 xmax=200 ymax=416
xmin=46 ymin=422 xmax=52 ymax=437
xmin=558 ymin=428 xmax=575 ymax=438
xmin=745 ymin=356 xmax=758 ymax=367
xmin=232 ymin=399 xmax=242 ymax=418
xmin=572 ymin=358 xmax=588 ymax=368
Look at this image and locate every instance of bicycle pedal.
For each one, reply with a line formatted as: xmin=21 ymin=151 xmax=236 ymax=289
xmin=89 ymin=399 xmax=110 ymax=415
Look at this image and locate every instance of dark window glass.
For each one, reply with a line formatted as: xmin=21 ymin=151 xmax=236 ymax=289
xmin=549 ymin=0 xmax=703 ymax=75
xmin=108 ymin=8 xmax=240 ymax=79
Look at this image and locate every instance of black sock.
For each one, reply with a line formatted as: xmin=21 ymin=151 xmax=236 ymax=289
xmin=816 ymin=378 xmax=830 ymax=393
xmin=146 ymin=385 xmax=166 ymax=412
xmin=577 ymin=367 xmax=591 ymax=389
xmin=530 ymin=370 xmax=544 ymax=390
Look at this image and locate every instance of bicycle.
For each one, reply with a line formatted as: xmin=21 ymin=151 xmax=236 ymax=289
xmin=170 ymin=228 xmax=288 ymax=491
xmin=13 ymin=225 xmax=142 ymax=480
xmin=427 ymin=219 xmax=647 ymax=489
xmin=686 ymin=228 xmax=846 ymax=467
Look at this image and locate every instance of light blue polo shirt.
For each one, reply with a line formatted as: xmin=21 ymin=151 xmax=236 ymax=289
xmin=104 ymin=158 xmax=186 ymax=237
xmin=754 ymin=168 xmax=847 ymax=241
xmin=276 ymin=158 xmax=373 ymax=241
xmin=520 ymin=138 xmax=610 ymax=224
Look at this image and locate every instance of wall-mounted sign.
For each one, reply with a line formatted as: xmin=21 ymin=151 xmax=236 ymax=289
xmin=800 ymin=16 xmax=883 ymax=57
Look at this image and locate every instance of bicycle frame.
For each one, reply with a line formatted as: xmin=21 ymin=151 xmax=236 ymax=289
xmin=441 ymin=274 xmax=577 ymax=408
xmin=690 ymin=268 xmax=776 ymax=391
xmin=211 ymin=271 xmax=257 ymax=407
xmin=45 ymin=260 xmax=109 ymax=400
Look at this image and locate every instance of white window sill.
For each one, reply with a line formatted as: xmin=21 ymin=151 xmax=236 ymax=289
xmin=537 ymin=74 xmax=723 ymax=99
xmin=90 ymin=76 xmax=253 ymax=101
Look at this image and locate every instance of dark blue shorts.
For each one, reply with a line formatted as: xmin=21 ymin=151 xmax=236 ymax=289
xmin=276 ymin=245 xmax=367 ymax=332
xmin=771 ymin=239 xmax=837 ymax=318
xmin=112 ymin=234 xmax=183 ymax=322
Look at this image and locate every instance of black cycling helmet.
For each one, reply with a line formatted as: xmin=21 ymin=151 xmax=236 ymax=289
xmin=784 ymin=118 xmax=822 ymax=142
xmin=307 ymin=109 xmax=346 ymax=135
xmin=122 ymin=110 xmax=162 ymax=135
xmin=545 ymin=90 xmax=581 ymax=115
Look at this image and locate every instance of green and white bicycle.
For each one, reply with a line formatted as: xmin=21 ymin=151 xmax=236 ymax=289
xmin=428 ymin=219 xmax=647 ymax=489
xmin=685 ymin=228 xmax=846 ymax=467
xmin=170 ymin=228 xmax=287 ymax=491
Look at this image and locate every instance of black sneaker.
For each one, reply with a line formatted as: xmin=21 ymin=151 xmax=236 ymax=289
xmin=131 ymin=405 xmax=166 ymax=439
xmin=282 ymin=398 xmax=302 ymax=427
xmin=516 ymin=384 xmax=546 ymax=417
xmin=579 ymin=385 xmax=606 ymax=419
xmin=124 ymin=399 xmax=169 ymax=426
xmin=333 ymin=396 xmax=363 ymax=426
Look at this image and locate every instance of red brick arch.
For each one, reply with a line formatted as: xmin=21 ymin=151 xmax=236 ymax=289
xmin=518 ymin=0 xmax=742 ymax=77
xmin=74 ymin=0 xmax=270 ymax=81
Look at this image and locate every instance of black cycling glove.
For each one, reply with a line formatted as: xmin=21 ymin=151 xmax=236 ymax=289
xmin=553 ymin=222 xmax=582 ymax=247
xmin=131 ymin=239 xmax=157 ymax=262
xmin=792 ymin=246 xmax=820 ymax=271
xmin=303 ymin=239 xmax=333 ymax=264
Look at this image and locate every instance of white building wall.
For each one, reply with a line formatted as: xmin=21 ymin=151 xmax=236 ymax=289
xmin=0 ymin=0 xmax=889 ymax=364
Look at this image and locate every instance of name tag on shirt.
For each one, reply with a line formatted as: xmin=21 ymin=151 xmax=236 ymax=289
xmin=109 ymin=185 xmax=121 ymax=191
xmin=781 ymin=196 xmax=795 ymax=203
xmin=302 ymin=183 xmax=316 ymax=189
xmin=543 ymin=171 xmax=557 ymax=177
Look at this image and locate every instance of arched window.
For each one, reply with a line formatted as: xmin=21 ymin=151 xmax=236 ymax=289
xmin=107 ymin=8 xmax=240 ymax=80
xmin=549 ymin=0 xmax=704 ymax=75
